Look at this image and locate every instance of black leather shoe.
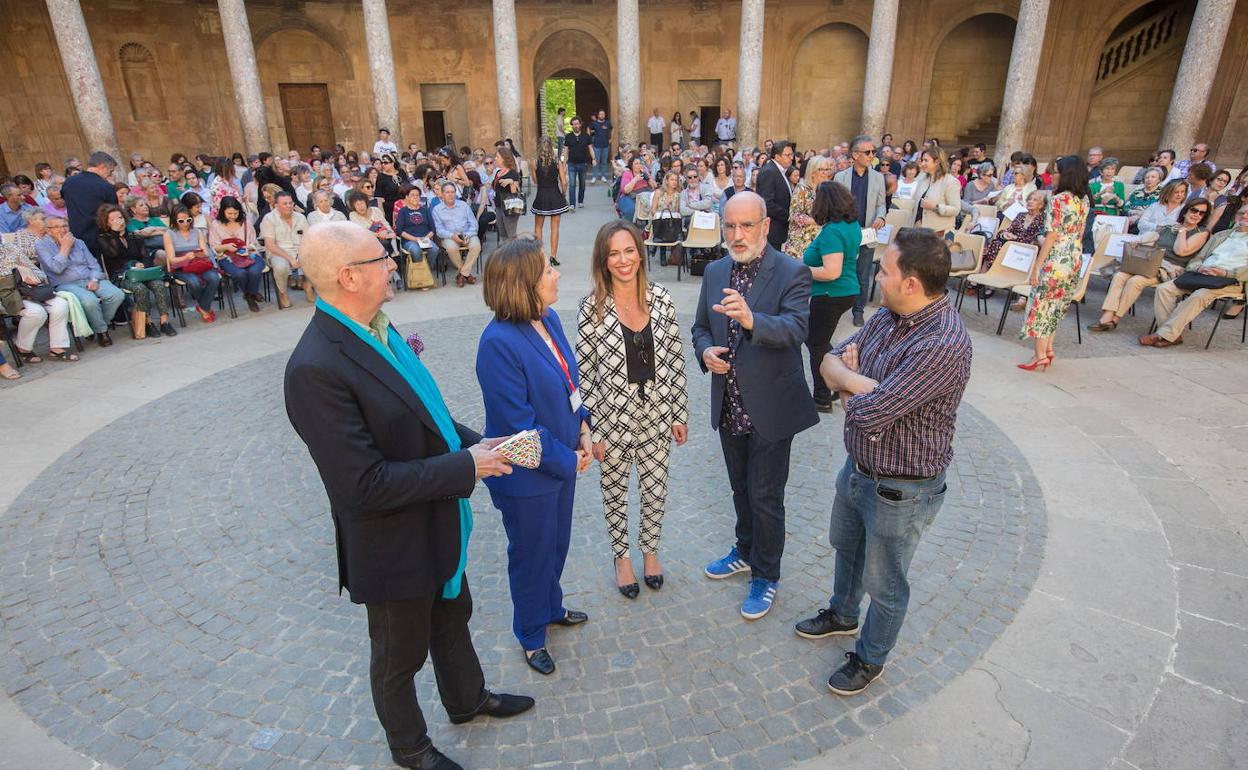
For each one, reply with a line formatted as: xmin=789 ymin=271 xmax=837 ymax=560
xmin=160 ymin=322 xmax=177 ymax=337
xmin=97 ymin=332 xmax=113 ymax=347
xmin=525 ymin=648 xmax=555 ymax=675
xmin=795 ymin=608 xmax=859 ymax=640
xmin=448 ymin=691 xmax=535 ymax=725
xmin=552 ymin=610 xmax=588 ymax=626
xmin=827 ymin=652 xmax=883 ymax=696
xmin=618 ymin=582 xmax=640 ymax=599
xmin=644 ymin=574 xmax=664 ymax=590
xmin=147 ymin=322 xmax=161 ymax=338
xmin=852 ymin=311 xmax=865 ymax=327
xmin=390 ymin=744 xmax=463 ymax=770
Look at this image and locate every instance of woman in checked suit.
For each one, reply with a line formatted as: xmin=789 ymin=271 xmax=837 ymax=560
xmin=576 ymin=220 xmax=689 ymax=599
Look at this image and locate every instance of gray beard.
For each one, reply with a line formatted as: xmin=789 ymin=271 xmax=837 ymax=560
xmin=729 ymin=242 xmax=765 ymax=264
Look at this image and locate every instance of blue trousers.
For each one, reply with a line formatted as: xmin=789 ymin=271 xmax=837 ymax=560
xmin=593 ymin=146 xmax=611 ymax=179
xmin=55 ymin=279 xmax=125 ymax=334
xmin=494 ymin=481 xmax=575 ymax=651
xmin=175 ymin=270 xmax=221 ymax=312
xmin=853 ymin=245 xmax=875 ymax=313
xmin=218 ymin=257 xmax=264 ymax=296
xmin=568 ymin=163 xmax=588 ymax=205
xmin=827 ymin=457 xmax=947 ymax=665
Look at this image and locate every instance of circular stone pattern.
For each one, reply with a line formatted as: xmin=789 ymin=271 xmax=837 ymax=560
xmin=0 ymin=314 xmax=1046 ymax=770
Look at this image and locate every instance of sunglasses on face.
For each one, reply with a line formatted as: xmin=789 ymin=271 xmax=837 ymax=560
xmin=176 ymin=218 xmax=192 ymax=223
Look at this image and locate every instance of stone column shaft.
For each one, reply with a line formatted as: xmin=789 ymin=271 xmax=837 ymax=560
xmin=45 ymin=0 xmax=122 ymax=166
xmin=993 ymin=0 xmax=1051 ymax=170
xmin=616 ymin=0 xmax=641 ymax=148
xmin=492 ymin=0 xmax=523 ymax=147
xmin=1160 ymin=0 xmax=1235 ymax=155
xmin=736 ymin=0 xmax=765 ymax=149
xmin=217 ymin=0 xmax=270 ymax=155
xmin=860 ymin=0 xmax=899 ymax=139
xmin=362 ymin=0 xmax=401 ymax=149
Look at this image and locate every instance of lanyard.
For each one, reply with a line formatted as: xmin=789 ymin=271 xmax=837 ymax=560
xmin=546 ymin=335 xmax=576 ymax=394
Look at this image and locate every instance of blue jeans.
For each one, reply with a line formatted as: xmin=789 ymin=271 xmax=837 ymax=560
xmin=218 ymin=256 xmax=264 ymax=296
xmin=719 ymin=430 xmax=794 ymax=582
xmin=853 ymin=244 xmax=875 ymax=313
xmin=401 ymin=240 xmax=429 ymax=263
xmin=617 ymin=194 xmax=637 ymax=222
xmin=568 ymin=163 xmax=588 ymax=205
xmin=593 ymin=146 xmax=611 ymax=179
xmin=55 ymin=279 xmax=125 ymax=334
xmin=175 ymin=270 xmax=221 ymax=312
xmin=827 ymin=457 xmax=948 ymax=666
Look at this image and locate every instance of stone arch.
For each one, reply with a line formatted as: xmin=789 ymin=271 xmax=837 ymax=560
xmin=531 ymin=27 xmax=612 ymax=101
xmin=118 ymin=43 xmax=167 ymax=122
xmin=923 ymin=13 xmax=1017 ymax=145
xmin=252 ymin=18 xmax=354 ymax=80
xmin=787 ymin=23 xmax=869 ymax=149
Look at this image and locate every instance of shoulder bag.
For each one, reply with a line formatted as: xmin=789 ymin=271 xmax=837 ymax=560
xmin=1173 ymin=271 xmax=1238 ymax=291
xmin=1119 ymin=241 xmax=1163 ymax=278
xmin=12 ymin=267 xmax=55 ymax=304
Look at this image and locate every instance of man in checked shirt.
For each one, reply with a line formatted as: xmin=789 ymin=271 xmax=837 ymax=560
xmin=795 ymin=227 xmax=972 ymax=696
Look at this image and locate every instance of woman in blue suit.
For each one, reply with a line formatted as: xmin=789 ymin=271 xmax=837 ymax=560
xmin=477 ymin=236 xmax=593 ymax=675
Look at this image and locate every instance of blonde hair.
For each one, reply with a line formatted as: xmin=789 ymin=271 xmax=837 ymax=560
xmin=803 ymin=156 xmax=831 ymax=188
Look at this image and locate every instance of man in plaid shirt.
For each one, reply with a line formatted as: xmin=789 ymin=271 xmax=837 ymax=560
xmin=794 ymin=228 xmax=972 ymax=696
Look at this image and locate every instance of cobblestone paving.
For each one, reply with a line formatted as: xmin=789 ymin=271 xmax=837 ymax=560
xmin=0 ymin=313 xmax=1046 ymax=770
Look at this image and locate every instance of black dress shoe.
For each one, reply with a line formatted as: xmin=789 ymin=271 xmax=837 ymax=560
xmin=795 ymin=608 xmax=859 ymax=640
xmin=448 ymin=691 xmax=535 ymax=725
xmin=245 ymin=294 xmax=261 ymax=313
xmin=552 ymin=610 xmax=588 ymax=626
xmin=644 ymin=574 xmax=664 ymax=590
xmin=525 ymin=648 xmax=556 ymax=675
xmin=852 ymin=311 xmax=865 ymax=327
xmin=96 ymin=332 xmax=113 ymax=347
xmin=147 ymin=322 xmax=161 ymax=338
xmin=390 ymin=744 xmax=463 ymax=770
xmin=827 ymin=652 xmax=883 ymax=696
xmin=618 ymin=582 xmax=639 ymax=599
xmin=160 ymin=322 xmax=177 ymax=337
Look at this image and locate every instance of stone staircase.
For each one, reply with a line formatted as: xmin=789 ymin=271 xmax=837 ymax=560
xmin=954 ymin=114 xmax=1000 ymax=150
xmin=1093 ymin=1 xmax=1191 ymax=92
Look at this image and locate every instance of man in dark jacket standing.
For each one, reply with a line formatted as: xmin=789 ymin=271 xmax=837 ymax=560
xmin=284 ymin=223 xmax=533 ymax=770
xmin=61 ymin=151 xmax=118 ymax=256
xmin=753 ymin=141 xmax=796 ymax=250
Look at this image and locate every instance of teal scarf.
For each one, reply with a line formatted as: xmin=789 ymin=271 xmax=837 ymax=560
xmin=316 ymin=298 xmax=473 ymax=600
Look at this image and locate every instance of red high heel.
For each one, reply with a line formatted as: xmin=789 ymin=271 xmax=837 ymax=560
xmin=1017 ymin=356 xmax=1052 ymax=372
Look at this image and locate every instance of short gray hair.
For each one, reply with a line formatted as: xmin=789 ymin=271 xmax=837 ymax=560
xmin=88 ymin=151 xmax=117 ymax=169
xmin=0 ymin=182 xmax=16 ymax=195
xmin=976 ymin=162 xmax=995 ymax=176
xmin=439 ymin=181 xmax=458 ymax=194
xmin=22 ymin=209 xmax=46 ymax=224
xmin=849 ymin=134 xmax=874 ymax=153
xmin=1100 ymin=157 xmax=1120 ymax=172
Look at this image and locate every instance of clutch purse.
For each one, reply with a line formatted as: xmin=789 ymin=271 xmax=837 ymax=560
xmin=494 ymin=429 xmax=542 ymax=469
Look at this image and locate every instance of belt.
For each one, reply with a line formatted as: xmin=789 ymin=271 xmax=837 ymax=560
xmin=855 ymin=461 xmax=935 ymax=482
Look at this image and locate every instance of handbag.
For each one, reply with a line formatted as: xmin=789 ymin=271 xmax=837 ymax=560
xmin=179 ymin=251 xmax=215 ymax=275
xmin=125 ymin=265 xmax=165 ymax=283
xmin=1120 ymin=242 xmax=1163 ymax=277
xmin=651 ymin=213 xmax=683 ymax=244
xmin=1173 ymin=271 xmax=1238 ymax=291
xmin=948 ymin=245 xmax=977 ymax=272
xmin=12 ymin=267 xmax=55 ymax=304
xmin=404 ymin=251 xmax=435 ymax=290
xmin=221 ymin=237 xmax=256 ymax=269
xmin=502 ymin=194 xmax=527 ymax=216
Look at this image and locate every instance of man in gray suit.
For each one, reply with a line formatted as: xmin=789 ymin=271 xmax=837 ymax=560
xmin=693 ymin=192 xmax=819 ymax=621
xmin=835 ymin=135 xmax=887 ymax=327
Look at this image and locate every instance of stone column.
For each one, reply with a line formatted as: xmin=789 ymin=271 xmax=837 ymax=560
xmin=45 ymin=0 xmax=122 ymax=166
xmin=492 ymin=0 xmax=523 ymax=146
xmin=362 ymin=0 xmax=401 ymax=148
xmin=736 ymin=0 xmax=765 ymax=148
xmin=1160 ymin=0 xmax=1235 ymax=155
xmin=217 ymin=0 xmax=270 ymax=155
xmin=993 ymin=0 xmax=1051 ymax=169
xmin=616 ymin=0 xmax=641 ymax=148
xmin=860 ymin=0 xmax=899 ymax=139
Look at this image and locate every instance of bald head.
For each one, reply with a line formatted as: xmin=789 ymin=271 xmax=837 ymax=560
xmin=301 ymin=222 xmax=380 ymax=294
xmin=723 ymin=190 xmax=766 ymax=222
xmin=721 ymin=191 xmax=769 ymax=263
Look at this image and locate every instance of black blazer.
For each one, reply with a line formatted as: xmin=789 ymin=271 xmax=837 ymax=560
xmin=284 ymin=309 xmax=481 ymax=604
xmin=754 ymin=161 xmax=792 ymax=249
xmin=691 ymin=245 xmax=819 ymax=443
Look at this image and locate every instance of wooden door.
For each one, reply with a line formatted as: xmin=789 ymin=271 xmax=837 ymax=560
xmin=423 ymin=111 xmax=446 ymax=151
xmin=279 ymin=84 xmax=334 ymax=155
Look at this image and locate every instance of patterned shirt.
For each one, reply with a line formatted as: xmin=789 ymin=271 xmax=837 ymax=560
xmin=833 ymin=295 xmax=972 ymax=478
xmin=720 ymin=256 xmax=763 ymax=436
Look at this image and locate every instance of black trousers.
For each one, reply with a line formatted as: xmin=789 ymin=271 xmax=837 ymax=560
xmin=719 ymin=430 xmax=794 ymax=582
xmin=807 ymin=294 xmax=857 ymax=402
xmin=650 ymin=132 xmax=663 ymax=148
xmin=365 ymin=578 xmax=488 ymax=751
xmin=853 ymin=245 xmax=876 ymax=313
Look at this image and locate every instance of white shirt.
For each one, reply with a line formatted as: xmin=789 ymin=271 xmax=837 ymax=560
xmin=716 ymin=117 xmax=737 ymax=141
xmin=647 ymin=115 xmax=666 ymax=134
xmin=373 ymin=140 xmax=398 ymax=158
xmin=690 ymin=117 xmax=701 ymax=137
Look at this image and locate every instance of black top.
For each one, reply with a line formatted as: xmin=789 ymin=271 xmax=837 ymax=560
xmin=97 ymin=230 xmax=147 ymax=276
xmin=62 ymin=171 xmax=115 ymax=252
xmin=622 ymin=321 xmax=654 ymax=385
xmin=493 ymin=170 xmax=522 ymax=197
xmin=564 ymin=132 xmax=593 ymax=164
xmin=374 ymin=171 xmax=409 ymax=224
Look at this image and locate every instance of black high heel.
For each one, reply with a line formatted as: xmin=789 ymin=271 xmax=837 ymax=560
xmin=644 ymin=574 xmax=664 ymax=591
xmin=615 ymin=559 xmax=639 ymax=599
xmin=549 ymin=257 xmax=561 ymax=266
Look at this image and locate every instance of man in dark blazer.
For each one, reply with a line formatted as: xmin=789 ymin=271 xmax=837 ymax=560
xmin=692 ymin=192 xmax=819 ymax=621
xmin=284 ymin=223 xmax=532 ymax=770
xmin=753 ymin=140 xmax=796 ymax=250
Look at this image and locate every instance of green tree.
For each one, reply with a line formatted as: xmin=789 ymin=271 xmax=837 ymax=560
xmin=544 ymin=79 xmax=576 ymax=134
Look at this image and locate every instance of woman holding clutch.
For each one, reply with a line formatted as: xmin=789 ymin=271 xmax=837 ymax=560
xmin=477 ymin=237 xmax=592 ymax=676
xmin=576 ymin=221 xmax=688 ymax=599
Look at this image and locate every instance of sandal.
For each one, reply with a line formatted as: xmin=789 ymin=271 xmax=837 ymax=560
xmin=47 ymin=349 xmax=79 ymax=362
xmin=16 ymin=348 xmax=42 ymax=364
xmin=0 ymin=364 xmax=20 ymax=381
xmin=1087 ymin=320 xmax=1117 ymax=331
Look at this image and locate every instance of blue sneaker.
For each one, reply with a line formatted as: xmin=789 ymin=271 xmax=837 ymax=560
xmin=704 ymin=545 xmax=750 ymax=579
xmin=740 ymin=578 xmax=778 ymax=620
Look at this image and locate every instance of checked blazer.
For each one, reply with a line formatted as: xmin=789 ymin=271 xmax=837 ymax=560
xmin=575 ymin=282 xmax=690 ymax=445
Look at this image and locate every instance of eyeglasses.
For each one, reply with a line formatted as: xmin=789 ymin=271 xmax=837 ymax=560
xmin=344 ymin=253 xmax=392 ymax=269
xmin=723 ymin=219 xmax=762 ymax=234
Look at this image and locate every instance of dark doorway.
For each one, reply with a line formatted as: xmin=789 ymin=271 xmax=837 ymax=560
xmin=0 ymin=144 xmax=8 ymax=177
xmin=423 ymin=111 xmax=447 ymax=151
xmin=278 ymin=83 xmax=334 ymax=154
xmin=701 ymin=106 xmax=721 ymax=144
xmin=536 ymin=71 xmax=611 ymax=142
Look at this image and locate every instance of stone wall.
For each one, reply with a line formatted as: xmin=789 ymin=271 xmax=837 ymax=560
xmin=2 ymin=0 xmax=1246 ymax=177
xmin=923 ymin=14 xmax=1015 ymax=144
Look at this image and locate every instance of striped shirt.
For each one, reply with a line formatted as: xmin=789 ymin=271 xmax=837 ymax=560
xmin=833 ymin=295 xmax=971 ymax=478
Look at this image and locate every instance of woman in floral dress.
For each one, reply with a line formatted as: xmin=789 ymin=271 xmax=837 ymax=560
xmin=1020 ymin=156 xmax=1089 ymax=371
xmin=782 ymin=156 xmax=833 ymax=259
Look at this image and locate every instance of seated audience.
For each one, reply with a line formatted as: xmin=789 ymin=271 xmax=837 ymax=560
xmin=679 ymin=169 xmax=714 ymax=216
xmin=0 ymin=210 xmax=77 ymax=361
xmin=394 ymin=185 xmax=435 ymax=265
xmin=1091 ymin=199 xmax=1212 ymax=332
xmin=1 ymin=182 xmax=36 ymax=233
xmin=306 ymin=190 xmax=347 ymax=225
xmin=978 ymin=190 xmax=1047 ymax=274
xmin=1137 ymin=180 xmax=1189 ymax=234
xmin=431 ymin=181 xmax=481 ymax=287
xmin=40 ymin=184 xmax=67 ymax=219
xmin=895 ymin=162 xmax=919 ymax=199
xmin=97 ymin=204 xmax=174 ymax=337
xmin=1139 ymin=205 xmax=1248 ymax=348
xmin=259 ymin=190 xmax=311 ymax=308
xmin=1089 ymin=158 xmax=1125 ymax=216
xmin=34 ymin=215 xmax=125 ymax=346
xmin=163 ymin=204 xmax=219 ymax=324
xmin=346 ymin=190 xmax=397 ymax=242
xmin=209 ymin=196 xmax=265 ymax=313
xmin=1186 ymin=161 xmax=1214 ymax=202
xmin=960 ymin=163 xmax=997 ymax=213
xmin=1125 ymin=167 xmax=1164 ymax=227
